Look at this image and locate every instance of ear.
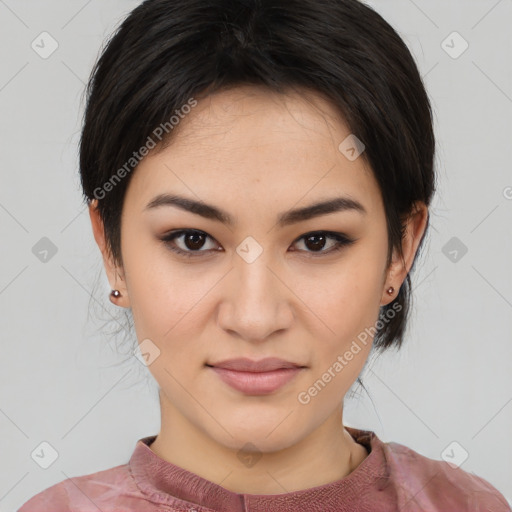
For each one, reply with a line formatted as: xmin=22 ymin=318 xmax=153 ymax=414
xmin=88 ymin=199 xmax=130 ymax=308
xmin=381 ymin=201 xmax=429 ymax=306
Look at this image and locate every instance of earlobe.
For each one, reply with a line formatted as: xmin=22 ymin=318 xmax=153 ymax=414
xmin=88 ymin=200 xmax=130 ymax=308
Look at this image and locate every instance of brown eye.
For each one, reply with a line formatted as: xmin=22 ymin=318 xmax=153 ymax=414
xmin=160 ymin=229 xmax=219 ymax=258
xmin=303 ymin=233 xmax=328 ymax=252
xmin=180 ymin=231 xmax=207 ymax=250
xmin=291 ymin=231 xmax=355 ymax=256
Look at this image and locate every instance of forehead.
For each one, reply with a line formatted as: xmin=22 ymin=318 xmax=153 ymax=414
xmin=125 ymin=85 xmax=382 ymax=219
xmin=169 ymin=85 xmax=351 ymax=149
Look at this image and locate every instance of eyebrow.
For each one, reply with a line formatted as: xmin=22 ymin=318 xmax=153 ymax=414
xmin=144 ymin=193 xmax=367 ymax=227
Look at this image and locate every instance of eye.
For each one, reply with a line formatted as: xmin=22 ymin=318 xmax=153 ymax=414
xmin=290 ymin=231 xmax=356 ymax=257
xmin=159 ymin=229 xmax=356 ymax=259
xmin=160 ymin=229 xmax=220 ymax=258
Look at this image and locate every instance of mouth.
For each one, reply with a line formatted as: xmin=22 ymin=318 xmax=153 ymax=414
xmin=206 ymin=357 xmax=306 ymax=395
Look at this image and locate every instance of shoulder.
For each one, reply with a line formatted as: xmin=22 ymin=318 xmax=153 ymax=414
xmin=381 ymin=440 xmax=511 ymax=511
xmin=17 ymin=463 xmax=144 ymax=512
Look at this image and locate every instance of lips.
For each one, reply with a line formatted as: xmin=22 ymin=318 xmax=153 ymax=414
xmin=206 ymin=357 xmax=306 ymax=395
xmin=207 ymin=357 xmax=303 ymax=372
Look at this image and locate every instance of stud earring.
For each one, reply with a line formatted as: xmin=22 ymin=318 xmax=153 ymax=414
xmin=110 ymin=289 xmax=121 ymax=299
xmin=386 ymin=286 xmax=395 ymax=295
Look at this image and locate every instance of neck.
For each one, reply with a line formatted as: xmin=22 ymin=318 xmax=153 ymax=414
xmin=149 ymin=393 xmax=368 ymax=495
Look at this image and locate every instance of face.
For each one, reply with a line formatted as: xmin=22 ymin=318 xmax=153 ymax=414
xmin=91 ymin=85 xmax=426 ymax=454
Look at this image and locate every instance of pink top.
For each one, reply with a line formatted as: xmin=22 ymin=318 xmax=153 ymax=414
xmin=18 ymin=426 xmax=510 ymax=511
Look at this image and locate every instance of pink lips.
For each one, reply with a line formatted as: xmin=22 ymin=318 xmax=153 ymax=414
xmin=207 ymin=357 xmax=305 ymax=395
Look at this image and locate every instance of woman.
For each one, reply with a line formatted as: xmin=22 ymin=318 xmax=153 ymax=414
xmin=18 ymin=0 xmax=511 ymax=510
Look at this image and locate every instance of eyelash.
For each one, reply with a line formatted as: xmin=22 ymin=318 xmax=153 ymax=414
xmin=160 ymin=229 xmax=355 ymax=259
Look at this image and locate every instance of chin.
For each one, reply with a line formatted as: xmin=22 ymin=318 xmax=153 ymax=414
xmin=210 ymin=419 xmax=304 ymax=454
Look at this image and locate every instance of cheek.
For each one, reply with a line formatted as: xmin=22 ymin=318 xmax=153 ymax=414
xmin=298 ymin=250 xmax=383 ymax=324
xmin=124 ymin=255 xmax=234 ymax=382
xmin=121 ymin=232 xmax=208 ymax=340
xmin=294 ymin=249 xmax=385 ymax=365
xmin=301 ymin=275 xmax=378 ymax=407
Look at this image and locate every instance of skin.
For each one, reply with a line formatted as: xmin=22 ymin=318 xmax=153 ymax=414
xmin=89 ymin=84 xmax=428 ymax=494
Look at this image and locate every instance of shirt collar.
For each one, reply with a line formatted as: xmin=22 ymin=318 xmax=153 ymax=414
xmin=129 ymin=426 xmax=389 ymax=512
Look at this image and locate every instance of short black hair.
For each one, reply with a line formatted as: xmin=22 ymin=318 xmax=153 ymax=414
xmin=80 ymin=0 xmax=436 ymax=358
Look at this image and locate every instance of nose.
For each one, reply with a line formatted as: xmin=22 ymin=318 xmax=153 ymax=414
xmin=216 ymin=252 xmax=294 ymax=343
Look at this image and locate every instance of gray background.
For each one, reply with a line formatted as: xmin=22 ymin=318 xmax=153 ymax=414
xmin=1 ymin=0 xmax=511 ymax=509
